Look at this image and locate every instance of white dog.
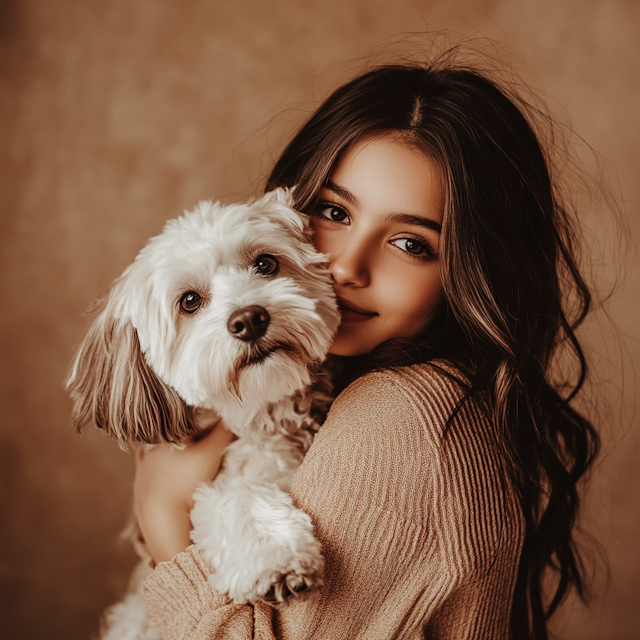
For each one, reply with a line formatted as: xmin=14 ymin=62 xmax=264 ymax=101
xmin=66 ymin=189 xmax=340 ymax=638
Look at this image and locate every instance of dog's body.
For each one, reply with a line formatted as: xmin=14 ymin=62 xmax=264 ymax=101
xmin=191 ymin=385 xmax=330 ymax=604
xmin=67 ymin=189 xmax=340 ymax=637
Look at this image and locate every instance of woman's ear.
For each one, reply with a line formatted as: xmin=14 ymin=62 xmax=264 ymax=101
xmin=66 ymin=297 xmax=197 ymax=449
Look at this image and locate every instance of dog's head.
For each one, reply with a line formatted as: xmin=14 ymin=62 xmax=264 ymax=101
xmin=66 ymin=188 xmax=339 ymax=448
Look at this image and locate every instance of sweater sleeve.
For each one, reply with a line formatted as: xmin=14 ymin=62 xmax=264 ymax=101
xmin=142 ymin=365 xmax=523 ymax=640
xmin=142 ymin=545 xmax=275 ymax=640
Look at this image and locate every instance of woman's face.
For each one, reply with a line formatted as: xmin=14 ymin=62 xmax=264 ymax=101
xmin=310 ymin=134 xmax=445 ymax=357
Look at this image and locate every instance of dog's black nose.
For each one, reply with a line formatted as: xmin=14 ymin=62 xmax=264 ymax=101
xmin=227 ymin=305 xmax=270 ymax=342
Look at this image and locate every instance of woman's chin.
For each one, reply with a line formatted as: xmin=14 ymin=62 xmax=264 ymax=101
xmin=328 ymin=334 xmax=375 ymax=357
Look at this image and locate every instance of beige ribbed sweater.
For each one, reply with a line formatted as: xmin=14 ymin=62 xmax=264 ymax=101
xmin=142 ymin=363 xmax=524 ymax=640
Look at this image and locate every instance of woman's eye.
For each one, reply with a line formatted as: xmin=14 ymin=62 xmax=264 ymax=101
xmin=391 ymin=237 xmax=433 ymax=258
xmin=254 ymin=253 xmax=279 ymax=276
xmin=317 ymin=204 xmax=350 ymax=224
xmin=180 ymin=291 xmax=203 ymax=314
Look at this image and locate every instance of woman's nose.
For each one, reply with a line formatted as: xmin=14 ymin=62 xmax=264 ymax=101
xmin=329 ymin=240 xmax=371 ymax=287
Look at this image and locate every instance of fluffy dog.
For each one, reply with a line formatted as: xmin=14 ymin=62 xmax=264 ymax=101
xmin=66 ymin=188 xmax=340 ymax=638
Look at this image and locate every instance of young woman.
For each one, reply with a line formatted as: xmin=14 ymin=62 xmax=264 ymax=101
xmin=133 ymin=62 xmax=599 ymax=640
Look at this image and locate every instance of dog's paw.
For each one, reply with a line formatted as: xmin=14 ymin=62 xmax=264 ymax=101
xmin=255 ymin=565 xmax=323 ymax=608
xmin=194 ymin=481 xmax=325 ymax=606
xmin=207 ymin=538 xmax=324 ymax=607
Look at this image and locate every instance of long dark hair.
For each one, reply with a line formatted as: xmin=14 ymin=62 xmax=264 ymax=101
xmin=265 ymin=62 xmax=600 ymax=640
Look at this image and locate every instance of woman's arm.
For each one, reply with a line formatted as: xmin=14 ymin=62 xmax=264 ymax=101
xmin=133 ymin=413 xmax=236 ymax=564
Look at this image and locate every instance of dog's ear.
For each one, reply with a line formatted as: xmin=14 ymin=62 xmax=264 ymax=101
xmin=258 ymin=187 xmax=309 ymax=235
xmin=261 ymin=186 xmax=296 ymax=207
xmin=66 ymin=296 xmax=197 ymax=449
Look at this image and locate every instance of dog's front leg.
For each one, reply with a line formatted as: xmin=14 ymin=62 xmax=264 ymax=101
xmin=190 ymin=481 xmax=323 ymax=606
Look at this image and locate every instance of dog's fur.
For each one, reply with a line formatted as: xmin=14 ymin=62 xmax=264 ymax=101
xmin=66 ymin=189 xmax=340 ymax=637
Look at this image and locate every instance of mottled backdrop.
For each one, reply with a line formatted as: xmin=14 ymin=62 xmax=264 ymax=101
xmin=1 ymin=1 xmax=638 ymax=639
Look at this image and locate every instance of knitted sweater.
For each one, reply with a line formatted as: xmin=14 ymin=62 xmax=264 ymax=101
xmin=142 ymin=363 xmax=524 ymax=639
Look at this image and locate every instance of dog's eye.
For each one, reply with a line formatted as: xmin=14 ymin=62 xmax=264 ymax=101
xmin=254 ymin=254 xmax=279 ymax=277
xmin=180 ymin=291 xmax=203 ymax=314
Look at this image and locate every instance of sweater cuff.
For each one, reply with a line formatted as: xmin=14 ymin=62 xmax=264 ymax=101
xmin=142 ymin=545 xmax=232 ymax=639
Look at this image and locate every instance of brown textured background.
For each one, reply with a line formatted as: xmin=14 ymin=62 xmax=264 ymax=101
xmin=1 ymin=1 xmax=638 ymax=638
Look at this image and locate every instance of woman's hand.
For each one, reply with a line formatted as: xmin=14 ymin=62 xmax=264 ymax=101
xmin=133 ymin=411 xmax=236 ymax=565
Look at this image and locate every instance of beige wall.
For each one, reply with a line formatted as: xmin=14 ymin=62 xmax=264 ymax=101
xmin=1 ymin=1 xmax=638 ymax=638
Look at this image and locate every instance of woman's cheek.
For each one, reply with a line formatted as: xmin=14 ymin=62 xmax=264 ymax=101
xmin=384 ymin=266 xmax=443 ymax=334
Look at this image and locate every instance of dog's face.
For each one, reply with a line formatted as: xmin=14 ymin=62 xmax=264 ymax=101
xmin=67 ymin=189 xmax=339 ymax=447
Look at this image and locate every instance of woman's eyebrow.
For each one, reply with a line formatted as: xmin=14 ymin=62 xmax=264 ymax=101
xmin=323 ymin=181 xmax=358 ymax=207
xmin=387 ymin=212 xmax=442 ymax=233
xmin=322 ymin=182 xmax=441 ymax=232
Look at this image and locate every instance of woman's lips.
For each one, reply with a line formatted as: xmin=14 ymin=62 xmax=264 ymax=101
xmin=337 ymin=297 xmax=378 ymax=324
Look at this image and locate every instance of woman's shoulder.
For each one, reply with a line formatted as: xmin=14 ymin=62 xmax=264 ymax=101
xmin=304 ymin=360 xmax=489 ymax=498
xmin=324 ymin=361 xmax=503 ymax=482
xmin=318 ymin=361 xmax=522 ymax=569
xmin=325 ymin=360 xmax=479 ymax=442
xmin=296 ymin=363 xmax=465 ymax=526
xmin=297 ymin=360 xmax=523 ymax=572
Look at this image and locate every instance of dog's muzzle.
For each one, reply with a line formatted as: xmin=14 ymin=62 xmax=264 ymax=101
xmin=227 ymin=305 xmax=270 ymax=342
